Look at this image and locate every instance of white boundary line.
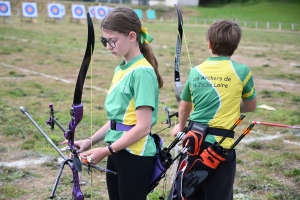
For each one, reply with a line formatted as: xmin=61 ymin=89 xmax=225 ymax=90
xmin=0 ymin=62 xmax=108 ymax=93
xmin=241 ymin=131 xmax=300 ymax=146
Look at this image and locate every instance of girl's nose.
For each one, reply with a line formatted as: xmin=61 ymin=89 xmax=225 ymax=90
xmin=106 ymin=43 xmax=112 ymax=50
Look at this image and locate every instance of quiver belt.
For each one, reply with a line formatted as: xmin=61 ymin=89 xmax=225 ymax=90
xmin=170 ymin=121 xmax=234 ymax=200
xmin=182 ymin=122 xmax=208 ymax=156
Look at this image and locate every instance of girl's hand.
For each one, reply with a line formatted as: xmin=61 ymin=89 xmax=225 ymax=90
xmin=80 ymin=147 xmax=111 ymax=165
xmin=61 ymin=138 xmax=92 ymax=153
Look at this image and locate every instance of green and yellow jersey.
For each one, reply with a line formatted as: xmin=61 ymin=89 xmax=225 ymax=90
xmin=181 ymin=56 xmax=256 ymax=148
xmin=104 ymin=54 xmax=158 ymax=156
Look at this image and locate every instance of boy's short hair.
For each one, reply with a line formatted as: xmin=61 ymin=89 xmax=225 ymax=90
xmin=206 ymin=19 xmax=241 ymax=56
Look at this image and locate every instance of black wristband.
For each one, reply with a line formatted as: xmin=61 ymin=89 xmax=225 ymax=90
xmin=108 ymin=145 xmax=116 ymax=154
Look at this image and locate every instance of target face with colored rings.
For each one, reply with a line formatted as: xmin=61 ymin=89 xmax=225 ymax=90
xmin=0 ymin=3 xmax=9 ymax=13
xmin=0 ymin=2 xmax=11 ymax=17
xmin=98 ymin=7 xmax=107 ymax=17
xmin=47 ymin=3 xmax=63 ymax=18
xmin=71 ymin=4 xmax=85 ymax=19
xmin=50 ymin=5 xmax=60 ymax=15
xmin=88 ymin=6 xmax=96 ymax=18
xmin=91 ymin=7 xmax=95 ymax=15
xmin=22 ymin=2 xmax=38 ymax=17
xmin=25 ymin=5 xmax=35 ymax=14
xmin=75 ymin=6 xmax=84 ymax=16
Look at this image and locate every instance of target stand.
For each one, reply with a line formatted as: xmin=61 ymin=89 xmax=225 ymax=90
xmin=21 ymin=2 xmax=38 ymax=23
xmin=0 ymin=1 xmax=11 ymax=23
xmin=69 ymin=17 xmax=85 ymax=24
xmin=46 ymin=3 xmax=64 ymax=24
xmin=70 ymin=4 xmax=86 ymax=25
xmin=1 ymin=16 xmax=10 ymax=23
xmin=20 ymin=15 xmax=36 ymax=23
xmin=45 ymin=16 xmax=62 ymax=24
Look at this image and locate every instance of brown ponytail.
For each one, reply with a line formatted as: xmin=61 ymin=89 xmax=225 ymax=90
xmin=140 ymin=43 xmax=163 ymax=89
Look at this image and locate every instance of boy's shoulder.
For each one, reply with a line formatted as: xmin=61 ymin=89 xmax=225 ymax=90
xmin=227 ymin=58 xmax=249 ymax=68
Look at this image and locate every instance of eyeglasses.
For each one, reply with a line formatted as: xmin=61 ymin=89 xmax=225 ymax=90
xmin=101 ymin=37 xmax=117 ymax=48
xmin=101 ymin=33 xmax=129 ymax=48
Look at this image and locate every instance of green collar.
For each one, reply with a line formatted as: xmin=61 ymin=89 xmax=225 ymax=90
xmin=119 ymin=54 xmax=144 ymax=70
xmin=206 ymin=56 xmax=230 ymax=61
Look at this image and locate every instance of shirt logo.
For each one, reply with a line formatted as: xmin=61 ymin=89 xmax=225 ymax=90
xmin=121 ymin=85 xmax=130 ymax=94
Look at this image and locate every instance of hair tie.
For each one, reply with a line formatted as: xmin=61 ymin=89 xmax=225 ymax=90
xmin=140 ymin=27 xmax=153 ymax=44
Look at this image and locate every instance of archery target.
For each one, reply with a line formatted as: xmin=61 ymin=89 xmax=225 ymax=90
xmin=0 ymin=1 xmax=11 ymax=17
xmin=60 ymin=4 xmax=65 ymax=17
xmin=47 ymin=3 xmax=63 ymax=18
xmin=134 ymin=9 xmax=143 ymax=19
xmin=71 ymin=4 xmax=86 ymax=19
xmin=146 ymin=9 xmax=156 ymax=20
xmin=88 ymin=6 xmax=96 ymax=18
xmin=22 ymin=2 xmax=38 ymax=18
xmin=95 ymin=6 xmax=108 ymax=20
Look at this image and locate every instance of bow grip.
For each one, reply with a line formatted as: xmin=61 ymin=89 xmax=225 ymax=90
xmin=174 ymin=81 xmax=182 ymax=104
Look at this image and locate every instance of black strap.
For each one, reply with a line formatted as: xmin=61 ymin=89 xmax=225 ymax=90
xmin=110 ymin=120 xmax=134 ymax=131
xmin=110 ymin=120 xmax=116 ymax=130
xmin=207 ymin=127 xmax=234 ymax=138
xmin=151 ymin=134 xmax=162 ymax=151
xmin=189 ymin=121 xmax=234 ymax=138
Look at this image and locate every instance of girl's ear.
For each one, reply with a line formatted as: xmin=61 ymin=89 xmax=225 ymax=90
xmin=128 ymin=31 xmax=137 ymax=42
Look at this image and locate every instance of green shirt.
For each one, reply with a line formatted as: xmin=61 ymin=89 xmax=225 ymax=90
xmin=104 ymin=54 xmax=158 ymax=156
xmin=181 ymin=56 xmax=256 ymax=148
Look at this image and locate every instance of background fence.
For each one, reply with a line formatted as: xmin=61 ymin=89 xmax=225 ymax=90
xmin=159 ymin=17 xmax=300 ymax=31
xmin=1 ymin=0 xmax=299 ymax=31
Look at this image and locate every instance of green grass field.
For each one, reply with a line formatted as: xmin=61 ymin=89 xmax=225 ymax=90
xmin=0 ymin=1 xmax=300 ymax=200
